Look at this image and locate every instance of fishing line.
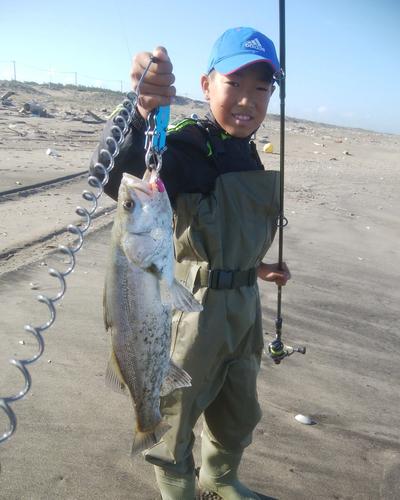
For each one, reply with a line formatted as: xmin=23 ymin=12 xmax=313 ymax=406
xmin=114 ymin=0 xmax=133 ymax=64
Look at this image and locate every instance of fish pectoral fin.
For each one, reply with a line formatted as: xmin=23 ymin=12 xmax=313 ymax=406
xmin=131 ymin=418 xmax=172 ymax=458
xmin=105 ymin=348 xmax=129 ymax=396
xmin=159 ymin=276 xmax=172 ymax=306
xmin=160 ymin=358 xmax=192 ymax=397
xmin=171 ymin=278 xmax=203 ymax=312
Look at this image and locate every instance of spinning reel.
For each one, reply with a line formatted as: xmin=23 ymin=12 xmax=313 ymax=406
xmin=267 ymin=336 xmax=306 ymax=365
xmin=266 ymin=320 xmax=306 ymax=365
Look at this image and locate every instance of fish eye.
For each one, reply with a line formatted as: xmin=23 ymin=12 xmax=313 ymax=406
xmin=123 ymin=199 xmax=135 ymax=211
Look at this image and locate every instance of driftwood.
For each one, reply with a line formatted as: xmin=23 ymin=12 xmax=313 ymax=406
xmin=1 ymin=91 xmax=16 ymax=102
xmin=81 ymin=120 xmax=104 ymax=124
xmin=8 ymin=126 xmax=26 ymax=137
xmin=86 ymin=109 xmax=103 ymax=122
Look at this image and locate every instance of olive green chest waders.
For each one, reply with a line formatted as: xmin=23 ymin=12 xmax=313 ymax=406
xmin=146 ymin=170 xmax=280 ymax=498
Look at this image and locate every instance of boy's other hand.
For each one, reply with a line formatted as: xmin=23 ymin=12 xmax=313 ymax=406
xmin=130 ymin=46 xmax=176 ymax=119
xmin=258 ymin=262 xmax=291 ymax=286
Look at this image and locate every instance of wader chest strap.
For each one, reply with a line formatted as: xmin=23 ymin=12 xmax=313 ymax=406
xmin=197 ymin=267 xmax=259 ymax=289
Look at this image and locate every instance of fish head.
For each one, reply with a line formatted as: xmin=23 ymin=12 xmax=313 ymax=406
xmin=115 ymin=172 xmax=173 ymax=271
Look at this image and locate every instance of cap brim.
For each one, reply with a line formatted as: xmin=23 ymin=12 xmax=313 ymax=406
xmin=214 ymin=54 xmax=279 ymax=76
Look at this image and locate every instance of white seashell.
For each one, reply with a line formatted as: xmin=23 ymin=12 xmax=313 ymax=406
xmin=295 ymin=414 xmax=312 ymax=425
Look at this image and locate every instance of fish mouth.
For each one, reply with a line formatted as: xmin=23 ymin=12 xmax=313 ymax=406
xmin=122 ymin=173 xmax=154 ymax=201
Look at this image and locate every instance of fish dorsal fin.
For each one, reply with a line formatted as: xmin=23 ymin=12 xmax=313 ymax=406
xmin=105 ymin=346 xmax=129 ymax=397
xmin=160 ymin=358 xmax=192 ymax=397
xmin=170 ymin=278 xmax=203 ymax=312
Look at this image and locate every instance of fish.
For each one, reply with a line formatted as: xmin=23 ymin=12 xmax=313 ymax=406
xmin=103 ymin=170 xmax=203 ymax=458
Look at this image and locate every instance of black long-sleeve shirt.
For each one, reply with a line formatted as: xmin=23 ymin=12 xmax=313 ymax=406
xmin=89 ymin=108 xmax=265 ymax=205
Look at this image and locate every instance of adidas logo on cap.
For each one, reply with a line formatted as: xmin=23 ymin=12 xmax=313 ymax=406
xmin=245 ymin=38 xmax=265 ymax=52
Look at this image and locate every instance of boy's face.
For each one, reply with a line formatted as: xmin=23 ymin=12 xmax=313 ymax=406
xmin=201 ymin=62 xmax=275 ymax=138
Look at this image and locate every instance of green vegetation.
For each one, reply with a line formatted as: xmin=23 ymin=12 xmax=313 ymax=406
xmin=1 ymin=79 xmax=124 ymax=96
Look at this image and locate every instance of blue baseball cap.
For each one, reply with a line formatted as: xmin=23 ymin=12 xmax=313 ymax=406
xmin=206 ymin=27 xmax=279 ymax=77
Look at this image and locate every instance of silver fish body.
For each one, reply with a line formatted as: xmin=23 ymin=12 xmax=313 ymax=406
xmin=104 ymin=171 xmax=202 ymax=457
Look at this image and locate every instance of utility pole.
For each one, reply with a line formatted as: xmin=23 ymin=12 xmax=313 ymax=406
xmin=12 ymin=61 xmax=16 ymax=81
xmin=74 ymin=72 xmax=77 ymax=86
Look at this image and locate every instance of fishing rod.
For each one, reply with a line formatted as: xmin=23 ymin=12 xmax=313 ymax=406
xmin=267 ymin=0 xmax=306 ymax=364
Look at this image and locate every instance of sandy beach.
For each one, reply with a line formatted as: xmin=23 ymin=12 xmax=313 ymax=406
xmin=1 ymin=80 xmax=399 ymax=500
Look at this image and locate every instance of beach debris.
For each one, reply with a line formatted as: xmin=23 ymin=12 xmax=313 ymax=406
xmin=295 ymin=414 xmax=312 ymax=425
xmin=263 ymin=142 xmax=274 ymax=153
xmin=343 ymin=150 xmax=350 ymax=155
xmin=46 ymin=148 xmax=61 ymax=157
xmin=333 ymin=139 xmax=342 ymax=143
xmin=1 ymin=91 xmax=17 ymax=102
xmin=314 ymin=142 xmax=324 ymax=146
xmin=19 ymin=340 xmax=25 ymax=345
xmin=8 ymin=124 xmax=27 ymax=137
xmin=86 ymin=109 xmax=103 ymax=122
xmin=21 ymin=103 xmax=46 ymax=116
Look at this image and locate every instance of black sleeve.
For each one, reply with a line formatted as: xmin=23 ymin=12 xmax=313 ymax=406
xmin=89 ymin=106 xmax=213 ymax=204
xmin=89 ymin=107 xmax=147 ymax=201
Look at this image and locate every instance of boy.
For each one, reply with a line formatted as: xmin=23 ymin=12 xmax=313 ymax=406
xmin=90 ymin=27 xmax=291 ymax=500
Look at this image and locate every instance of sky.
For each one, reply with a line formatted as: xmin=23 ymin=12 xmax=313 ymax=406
xmin=1 ymin=0 xmax=399 ymax=135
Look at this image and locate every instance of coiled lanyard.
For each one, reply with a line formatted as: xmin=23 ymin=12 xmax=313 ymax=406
xmin=0 ymin=56 xmax=169 ymax=446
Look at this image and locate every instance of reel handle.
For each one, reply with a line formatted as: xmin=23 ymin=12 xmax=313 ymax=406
xmin=267 ymin=338 xmax=306 ymax=364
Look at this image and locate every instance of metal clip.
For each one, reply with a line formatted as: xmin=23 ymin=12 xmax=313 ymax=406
xmin=144 ymin=105 xmax=170 ymax=174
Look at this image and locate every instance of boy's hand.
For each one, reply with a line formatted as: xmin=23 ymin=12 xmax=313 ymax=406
xmin=130 ymin=46 xmax=176 ymax=119
xmin=258 ymin=262 xmax=291 ymax=286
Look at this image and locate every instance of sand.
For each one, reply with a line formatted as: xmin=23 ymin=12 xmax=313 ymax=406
xmin=1 ymin=80 xmax=399 ymax=499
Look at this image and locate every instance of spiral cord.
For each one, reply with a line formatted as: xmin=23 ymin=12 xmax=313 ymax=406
xmin=0 ymin=91 xmax=139 ymax=447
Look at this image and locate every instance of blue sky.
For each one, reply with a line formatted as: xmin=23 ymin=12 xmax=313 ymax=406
xmin=1 ymin=0 xmax=399 ymax=135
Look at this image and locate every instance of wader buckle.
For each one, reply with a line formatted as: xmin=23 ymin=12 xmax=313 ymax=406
xmin=208 ymin=270 xmax=234 ymax=289
xmin=207 ymin=267 xmax=259 ymax=289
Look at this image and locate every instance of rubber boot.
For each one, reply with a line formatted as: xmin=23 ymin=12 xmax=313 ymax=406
xmin=198 ymin=433 xmax=261 ymax=500
xmin=154 ymin=466 xmax=196 ymax=500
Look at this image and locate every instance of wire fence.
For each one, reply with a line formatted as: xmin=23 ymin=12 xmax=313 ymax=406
xmin=0 ymin=60 xmax=131 ymax=93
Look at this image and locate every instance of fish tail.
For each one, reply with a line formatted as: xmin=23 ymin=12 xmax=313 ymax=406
xmin=130 ymin=418 xmax=172 ymax=458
